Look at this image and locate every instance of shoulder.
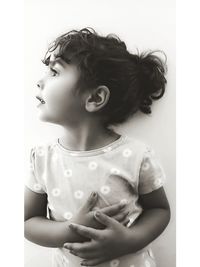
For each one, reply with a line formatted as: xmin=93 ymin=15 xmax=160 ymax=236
xmin=123 ymin=135 xmax=149 ymax=152
xmin=30 ymin=139 xmax=58 ymax=158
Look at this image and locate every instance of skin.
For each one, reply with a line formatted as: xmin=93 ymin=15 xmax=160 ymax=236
xmin=25 ymin=53 xmax=128 ymax=247
xmin=36 ymin=53 xmax=87 ymax=126
xmin=24 ymin=189 xmax=129 ymax=247
xmin=25 ymin=52 xmax=171 ymax=265
xmin=64 ymin=187 xmax=170 ymax=266
xmin=36 ymin=52 xmax=115 ymax=151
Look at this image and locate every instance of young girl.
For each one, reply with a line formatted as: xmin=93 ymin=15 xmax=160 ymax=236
xmin=24 ymin=28 xmax=171 ymax=267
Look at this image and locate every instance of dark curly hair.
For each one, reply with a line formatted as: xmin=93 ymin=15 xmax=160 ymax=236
xmin=42 ymin=27 xmax=167 ymax=127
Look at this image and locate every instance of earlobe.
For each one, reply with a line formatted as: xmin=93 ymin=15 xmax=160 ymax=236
xmin=85 ymin=86 xmax=110 ymax=112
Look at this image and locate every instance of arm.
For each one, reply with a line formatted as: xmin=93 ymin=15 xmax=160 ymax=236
xmin=63 ymin=187 xmax=171 ymax=266
xmin=24 ymin=187 xmax=128 ymax=248
xmin=126 ymin=186 xmax=171 ymax=251
xmin=24 ymin=187 xmax=83 ymax=247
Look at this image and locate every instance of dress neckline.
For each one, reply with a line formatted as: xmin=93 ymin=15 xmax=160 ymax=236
xmin=56 ymin=134 xmax=127 ymax=157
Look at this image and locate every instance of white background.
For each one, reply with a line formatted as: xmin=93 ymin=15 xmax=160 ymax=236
xmin=2 ymin=1 xmax=200 ymax=267
xmin=24 ymin=0 xmax=176 ymax=266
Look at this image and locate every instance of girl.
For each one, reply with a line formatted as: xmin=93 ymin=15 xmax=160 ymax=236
xmin=24 ymin=28 xmax=171 ymax=267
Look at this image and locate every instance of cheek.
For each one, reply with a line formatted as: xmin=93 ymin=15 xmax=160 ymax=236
xmin=44 ymin=79 xmax=81 ymax=115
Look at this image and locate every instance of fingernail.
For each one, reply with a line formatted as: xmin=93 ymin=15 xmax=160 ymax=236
xmin=69 ymin=223 xmax=76 ymax=228
xmin=92 ymin=192 xmax=97 ymax=197
xmin=64 ymin=243 xmax=70 ymax=249
xmin=95 ymin=211 xmax=100 ymax=217
xmin=120 ymin=199 xmax=128 ymax=206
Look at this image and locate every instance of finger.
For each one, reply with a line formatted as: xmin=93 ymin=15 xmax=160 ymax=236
xmin=68 ymin=223 xmax=100 ymax=240
xmin=68 ymin=249 xmax=86 ymax=259
xmin=64 ymin=247 xmax=82 ymax=258
xmin=112 ymin=210 xmax=129 ymax=222
xmin=64 ymin=241 xmax=96 ymax=253
xmin=122 ymin=217 xmax=131 ymax=226
xmin=63 ymin=242 xmax=84 ymax=252
xmin=70 ymin=250 xmax=100 ymax=260
xmin=99 ymin=200 xmax=127 ymax=216
xmin=81 ymin=192 xmax=99 ymax=212
xmin=94 ymin=211 xmax=117 ymax=227
xmin=64 ymin=242 xmax=100 ymax=260
xmin=81 ymin=258 xmax=106 ymax=266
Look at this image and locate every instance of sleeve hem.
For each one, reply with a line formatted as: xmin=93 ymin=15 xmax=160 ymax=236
xmin=139 ymin=183 xmax=165 ymax=195
xmin=25 ymin=184 xmax=46 ymax=194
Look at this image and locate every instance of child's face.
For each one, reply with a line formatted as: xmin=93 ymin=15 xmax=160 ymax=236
xmin=36 ymin=53 xmax=87 ymax=126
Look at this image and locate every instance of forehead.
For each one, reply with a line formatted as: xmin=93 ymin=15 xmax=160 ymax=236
xmin=49 ymin=53 xmax=66 ymax=68
xmin=45 ymin=46 xmax=66 ymax=67
xmin=51 ymin=44 xmax=73 ymax=63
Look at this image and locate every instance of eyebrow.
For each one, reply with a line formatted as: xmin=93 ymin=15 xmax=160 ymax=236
xmin=49 ymin=58 xmax=66 ymax=68
xmin=42 ymin=55 xmax=71 ymax=68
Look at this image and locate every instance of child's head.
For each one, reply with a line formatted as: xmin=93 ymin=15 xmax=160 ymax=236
xmin=38 ymin=28 xmax=167 ymax=128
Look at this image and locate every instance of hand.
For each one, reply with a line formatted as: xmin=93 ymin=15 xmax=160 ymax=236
xmin=64 ymin=211 xmax=132 ymax=266
xmin=71 ymin=192 xmax=130 ymax=231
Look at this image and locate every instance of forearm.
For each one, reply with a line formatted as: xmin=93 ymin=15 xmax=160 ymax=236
xmin=126 ymin=208 xmax=171 ymax=252
xmin=24 ymin=216 xmax=88 ymax=248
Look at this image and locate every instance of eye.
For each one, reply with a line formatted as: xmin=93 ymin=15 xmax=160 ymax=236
xmin=49 ymin=67 xmax=59 ymax=77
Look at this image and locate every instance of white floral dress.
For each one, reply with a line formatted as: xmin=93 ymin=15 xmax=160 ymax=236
xmin=26 ymin=135 xmax=166 ymax=267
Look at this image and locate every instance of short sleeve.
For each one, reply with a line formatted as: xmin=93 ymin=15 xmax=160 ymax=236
xmin=25 ymin=147 xmax=46 ymax=194
xmin=138 ymin=147 xmax=166 ymax=195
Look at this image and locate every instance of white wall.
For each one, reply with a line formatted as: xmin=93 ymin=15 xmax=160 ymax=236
xmin=24 ymin=0 xmax=176 ymax=266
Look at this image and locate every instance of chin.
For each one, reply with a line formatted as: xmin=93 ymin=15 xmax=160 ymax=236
xmin=37 ymin=114 xmax=60 ymax=124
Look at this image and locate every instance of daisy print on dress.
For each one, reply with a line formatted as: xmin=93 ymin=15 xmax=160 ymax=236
xmin=74 ymin=190 xmax=84 ymax=199
xmin=110 ymin=259 xmax=120 ymax=267
xmin=141 ymin=162 xmax=150 ymax=171
xmin=52 ymin=188 xmax=61 ymax=197
xmin=88 ymin=161 xmax=98 ymax=170
xmin=63 ymin=211 xmax=73 ymax=220
xmin=153 ymin=178 xmax=162 ymax=187
xmin=34 ymin=183 xmax=42 ymax=191
xmin=110 ymin=168 xmax=120 ymax=175
xmin=64 ymin=169 xmax=72 ymax=177
xmin=122 ymin=148 xmax=132 ymax=158
xmin=100 ymin=185 xmax=111 ymax=195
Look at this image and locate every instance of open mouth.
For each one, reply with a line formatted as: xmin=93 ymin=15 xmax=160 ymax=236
xmin=36 ymin=96 xmax=45 ymax=104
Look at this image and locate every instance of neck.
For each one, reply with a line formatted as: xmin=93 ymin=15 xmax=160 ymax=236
xmin=59 ymin=120 xmax=120 ymax=151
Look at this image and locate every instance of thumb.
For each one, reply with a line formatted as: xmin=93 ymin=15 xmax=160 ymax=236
xmin=94 ymin=211 xmax=116 ymax=227
xmin=81 ymin=192 xmax=98 ymax=212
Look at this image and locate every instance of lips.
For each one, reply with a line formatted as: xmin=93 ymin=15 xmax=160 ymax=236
xmin=36 ymin=96 xmax=45 ymax=104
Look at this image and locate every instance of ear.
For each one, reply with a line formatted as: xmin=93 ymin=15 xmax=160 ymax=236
xmin=85 ymin=86 xmax=110 ymax=112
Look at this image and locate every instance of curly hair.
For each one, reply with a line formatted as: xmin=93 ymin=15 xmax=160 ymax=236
xmin=42 ymin=27 xmax=167 ymax=127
